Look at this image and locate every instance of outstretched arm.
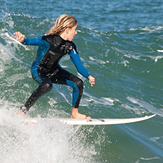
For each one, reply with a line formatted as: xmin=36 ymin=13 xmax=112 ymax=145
xmin=12 ymin=32 xmax=43 ymax=46
xmin=69 ymin=49 xmax=95 ymax=87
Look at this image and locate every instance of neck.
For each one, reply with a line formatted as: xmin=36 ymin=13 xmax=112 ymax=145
xmin=59 ymin=32 xmax=67 ymax=41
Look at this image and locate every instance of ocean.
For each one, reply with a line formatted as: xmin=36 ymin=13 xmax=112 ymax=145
xmin=0 ymin=0 xmax=163 ymax=162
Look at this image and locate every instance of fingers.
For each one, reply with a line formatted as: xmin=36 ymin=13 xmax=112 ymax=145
xmin=88 ymin=75 xmax=95 ymax=87
xmin=12 ymin=31 xmax=21 ymax=37
xmin=91 ymin=79 xmax=95 ymax=86
xmin=90 ymin=80 xmax=95 ymax=86
xmin=12 ymin=32 xmax=25 ymax=43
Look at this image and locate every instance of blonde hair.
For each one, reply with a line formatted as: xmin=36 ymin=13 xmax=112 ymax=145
xmin=46 ymin=14 xmax=77 ymax=35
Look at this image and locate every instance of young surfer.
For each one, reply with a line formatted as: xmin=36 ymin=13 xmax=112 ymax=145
xmin=13 ymin=14 xmax=95 ymax=119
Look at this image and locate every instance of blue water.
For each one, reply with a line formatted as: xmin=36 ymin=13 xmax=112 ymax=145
xmin=0 ymin=0 xmax=163 ymax=162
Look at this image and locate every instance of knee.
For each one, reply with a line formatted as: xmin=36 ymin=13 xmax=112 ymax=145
xmin=67 ymin=78 xmax=83 ymax=93
xmin=44 ymin=82 xmax=53 ymax=92
xmin=40 ymin=79 xmax=53 ymax=93
xmin=75 ymin=79 xmax=83 ymax=92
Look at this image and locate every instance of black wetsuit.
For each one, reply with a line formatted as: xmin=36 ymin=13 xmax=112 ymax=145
xmin=20 ymin=35 xmax=91 ymax=113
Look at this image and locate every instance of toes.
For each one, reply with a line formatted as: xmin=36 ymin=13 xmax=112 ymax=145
xmin=85 ymin=115 xmax=91 ymax=119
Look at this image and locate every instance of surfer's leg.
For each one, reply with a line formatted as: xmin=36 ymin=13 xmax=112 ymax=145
xmin=20 ymin=77 xmax=52 ymax=113
xmin=66 ymin=78 xmax=83 ymax=108
xmin=51 ymin=67 xmax=91 ymax=119
xmin=66 ymin=80 xmax=90 ymax=119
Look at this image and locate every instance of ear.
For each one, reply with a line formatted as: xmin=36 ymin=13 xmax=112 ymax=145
xmin=65 ymin=28 xmax=70 ymax=34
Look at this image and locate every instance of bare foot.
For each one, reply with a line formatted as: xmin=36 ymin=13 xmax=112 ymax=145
xmin=72 ymin=112 xmax=91 ymax=119
xmin=71 ymin=107 xmax=91 ymax=119
xmin=17 ymin=110 xmax=26 ymax=118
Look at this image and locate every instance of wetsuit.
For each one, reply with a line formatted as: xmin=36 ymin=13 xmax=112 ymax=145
xmin=20 ymin=35 xmax=90 ymax=113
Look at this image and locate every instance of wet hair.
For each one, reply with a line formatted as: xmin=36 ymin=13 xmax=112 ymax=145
xmin=46 ymin=14 xmax=77 ymax=35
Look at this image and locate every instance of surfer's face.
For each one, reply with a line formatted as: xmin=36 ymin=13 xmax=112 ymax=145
xmin=66 ymin=24 xmax=78 ymax=41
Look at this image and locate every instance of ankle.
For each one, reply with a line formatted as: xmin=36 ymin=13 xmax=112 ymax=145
xmin=20 ymin=106 xmax=27 ymax=114
xmin=71 ymin=108 xmax=78 ymax=118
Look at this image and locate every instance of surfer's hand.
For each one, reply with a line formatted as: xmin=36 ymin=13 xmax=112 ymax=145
xmin=88 ymin=75 xmax=95 ymax=87
xmin=12 ymin=32 xmax=25 ymax=43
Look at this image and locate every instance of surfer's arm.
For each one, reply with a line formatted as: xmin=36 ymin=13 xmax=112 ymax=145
xmin=23 ymin=36 xmax=44 ymax=46
xmin=69 ymin=49 xmax=90 ymax=78
xmin=69 ymin=49 xmax=95 ymax=86
xmin=12 ymin=32 xmax=43 ymax=46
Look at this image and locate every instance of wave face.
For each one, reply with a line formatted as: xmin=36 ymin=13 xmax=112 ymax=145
xmin=0 ymin=0 xmax=163 ymax=162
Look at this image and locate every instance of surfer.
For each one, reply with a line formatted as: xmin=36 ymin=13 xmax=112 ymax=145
xmin=12 ymin=14 xmax=95 ymax=119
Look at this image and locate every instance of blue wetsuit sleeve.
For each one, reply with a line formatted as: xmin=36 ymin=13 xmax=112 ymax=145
xmin=23 ymin=36 xmax=44 ymax=46
xmin=69 ymin=50 xmax=91 ymax=79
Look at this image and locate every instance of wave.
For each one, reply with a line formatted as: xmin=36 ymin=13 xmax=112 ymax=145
xmin=130 ymin=25 xmax=163 ymax=33
xmin=0 ymin=101 xmax=97 ymax=163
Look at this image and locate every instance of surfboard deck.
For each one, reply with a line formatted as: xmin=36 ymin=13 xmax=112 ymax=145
xmin=24 ymin=114 xmax=156 ymax=126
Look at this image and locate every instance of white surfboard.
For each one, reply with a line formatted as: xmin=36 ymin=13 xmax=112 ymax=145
xmin=59 ymin=114 xmax=156 ymax=125
xmin=24 ymin=114 xmax=156 ymax=126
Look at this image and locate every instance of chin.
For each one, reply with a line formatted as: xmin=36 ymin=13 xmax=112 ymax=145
xmin=68 ymin=39 xmax=73 ymax=42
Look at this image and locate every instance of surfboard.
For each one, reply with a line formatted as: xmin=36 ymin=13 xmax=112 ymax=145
xmin=24 ymin=114 xmax=156 ymax=126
